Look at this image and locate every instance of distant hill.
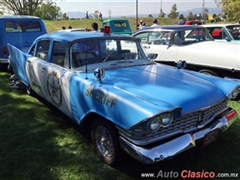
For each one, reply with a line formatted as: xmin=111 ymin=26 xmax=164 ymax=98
xmin=66 ymin=7 xmax=222 ymax=19
xmin=178 ymin=7 xmax=222 ymax=17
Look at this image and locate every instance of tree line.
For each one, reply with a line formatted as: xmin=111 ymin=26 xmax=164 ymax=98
xmin=0 ymin=0 xmax=239 ymax=22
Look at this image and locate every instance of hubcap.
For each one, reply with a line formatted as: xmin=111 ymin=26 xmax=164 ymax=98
xmin=95 ymin=125 xmax=114 ymax=158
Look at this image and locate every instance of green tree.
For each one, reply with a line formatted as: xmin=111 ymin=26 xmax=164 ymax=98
xmin=94 ymin=10 xmax=99 ymax=19
xmin=34 ymin=0 xmax=61 ymax=20
xmin=194 ymin=13 xmax=201 ymax=20
xmin=168 ymin=4 xmax=179 ymax=19
xmin=0 ymin=0 xmax=43 ymax=15
xmin=62 ymin=13 xmax=69 ymax=20
xmin=187 ymin=12 xmax=194 ymax=20
xmin=202 ymin=7 xmax=209 ymax=21
xmin=179 ymin=14 xmax=185 ymax=20
xmin=159 ymin=10 xmax=165 ymax=18
xmin=215 ymin=0 xmax=240 ymax=22
xmin=148 ymin=14 xmax=153 ymax=18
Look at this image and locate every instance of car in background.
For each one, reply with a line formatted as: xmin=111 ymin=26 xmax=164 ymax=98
xmin=132 ymin=25 xmax=240 ymax=79
xmin=59 ymin=28 xmax=85 ymax=32
xmin=102 ymin=19 xmax=132 ymax=36
xmin=178 ymin=20 xmax=203 ymax=25
xmin=0 ymin=15 xmax=47 ymax=69
xmin=7 ymin=31 xmax=240 ymax=166
xmin=202 ymin=24 xmax=240 ymax=43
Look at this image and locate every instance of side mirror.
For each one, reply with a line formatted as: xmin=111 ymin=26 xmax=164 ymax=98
xmin=147 ymin=53 xmax=158 ymax=60
xmin=94 ymin=68 xmax=105 ymax=82
xmin=176 ymin=60 xmax=187 ymax=69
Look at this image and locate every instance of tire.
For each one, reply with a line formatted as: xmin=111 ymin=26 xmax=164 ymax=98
xmin=199 ymin=69 xmax=218 ymax=76
xmin=91 ymin=117 xmax=121 ymax=166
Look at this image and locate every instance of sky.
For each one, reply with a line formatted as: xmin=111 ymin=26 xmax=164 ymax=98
xmin=53 ymin=0 xmax=219 ymax=17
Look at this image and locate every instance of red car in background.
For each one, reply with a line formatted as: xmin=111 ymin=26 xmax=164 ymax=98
xmin=178 ymin=20 xmax=203 ymax=25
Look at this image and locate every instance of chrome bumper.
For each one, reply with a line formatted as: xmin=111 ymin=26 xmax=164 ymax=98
xmin=0 ymin=58 xmax=9 ymax=64
xmin=119 ymin=111 xmax=238 ymax=164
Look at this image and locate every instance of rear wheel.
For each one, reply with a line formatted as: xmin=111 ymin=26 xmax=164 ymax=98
xmin=91 ymin=117 xmax=121 ymax=166
xmin=199 ymin=69 xmax=218 ymax=76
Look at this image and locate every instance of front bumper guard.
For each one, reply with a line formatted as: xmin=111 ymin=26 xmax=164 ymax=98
xmin=119 ymin=112 xmax=238 ymax=164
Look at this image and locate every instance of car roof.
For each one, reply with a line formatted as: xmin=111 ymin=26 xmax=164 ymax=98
xmin=103 ymin=18 xmax=129 ymax=22
xmin=202 ymin=24 xmax=240 ymax=27
xmin=0 ymin=15 xmax=41 ymax=19
xmin=134 ymin=25 xmax=203 ymax=33
xmin=59 ymin=28 xmax=85 ymax=32
xmin=37 ymin=31 xmax=138 ymax=42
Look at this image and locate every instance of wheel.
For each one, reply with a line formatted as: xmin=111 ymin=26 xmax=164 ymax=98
xmin=91 ymin=117 xmax=121 ymax=166
xmin=199 ymin=69 xmax=218 ymax=76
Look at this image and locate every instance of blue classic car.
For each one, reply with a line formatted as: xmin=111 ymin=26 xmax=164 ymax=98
xmin=7 ymin=31 xmax=240 ymax=165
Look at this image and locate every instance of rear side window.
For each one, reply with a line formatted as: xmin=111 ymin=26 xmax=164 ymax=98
xmin=114 ymin=22 xmax=127 ymax=28
xmin=51 ymin=41 xmax=67 ymax=67
xmin=5 ymin=21 xmax=42 ymax=32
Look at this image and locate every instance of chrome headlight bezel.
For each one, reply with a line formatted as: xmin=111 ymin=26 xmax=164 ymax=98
xmin=159 ymin=113 xmax=173 ymax=127
xmin=149 ymin=116 xmax=161 ymax=132
xmin=149 ymin=112 xmax=173 ymax=132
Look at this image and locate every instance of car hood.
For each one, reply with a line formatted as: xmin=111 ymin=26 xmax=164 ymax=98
xmin=105 ymin=64 xmax=230 ymax=112
xmin=73 ymin=63 xmax=239 ymax=129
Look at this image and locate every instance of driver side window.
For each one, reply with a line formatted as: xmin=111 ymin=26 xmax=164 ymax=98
xmin=36 ymin=40 xmax=50 ymax=61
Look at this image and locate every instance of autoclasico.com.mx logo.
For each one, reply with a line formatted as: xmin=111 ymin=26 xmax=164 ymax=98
xmin=141 ymin=170 xmax=239 ymax=178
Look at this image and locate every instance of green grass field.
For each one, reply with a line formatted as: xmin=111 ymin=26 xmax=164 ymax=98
xmin=44 ymin=17 xmax=177 ymax=32
xmin=0 ymin=71 xmax=240 ymax=180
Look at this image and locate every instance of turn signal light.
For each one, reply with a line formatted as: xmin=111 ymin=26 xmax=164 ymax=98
xmin=225 ymin=110 xmax=237 ymax=121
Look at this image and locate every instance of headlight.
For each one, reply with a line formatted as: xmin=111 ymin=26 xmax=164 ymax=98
xmin=160 ymin=113 xmax=173 ymax=127
xmin=149 ymin=112 xmax=173 ymax=131
xmin=228 ymin=89 xmax=239 ymax=100
xmin=149 ymin=116 xmax=161 ymax=131
xmin=232 ymin=91 xmax=239 ymax=99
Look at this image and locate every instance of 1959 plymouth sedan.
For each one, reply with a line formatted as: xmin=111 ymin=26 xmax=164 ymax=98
xmin=132 ymin=25 xmax=240 ymax=79
xmin=7 ymin=30 xmax=240 ymax=166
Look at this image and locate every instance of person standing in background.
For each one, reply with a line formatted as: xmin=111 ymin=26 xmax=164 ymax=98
xmin=151 ymin=19 xmax=159 ymax=27
xmin=86 ymin=11 xmax=89 ymax=19
xmin=99 ymin=12 xmax=103 ymax=21
xmin=91 ymin=22 xmax=99 ymax=32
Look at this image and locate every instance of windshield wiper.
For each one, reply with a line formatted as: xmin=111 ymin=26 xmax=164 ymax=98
xmin=103 ymin=51 xmax=114 ymax=63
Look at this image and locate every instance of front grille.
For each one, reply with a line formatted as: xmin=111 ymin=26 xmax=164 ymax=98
xmin=147 ymin=99 xmax=228 ymax=139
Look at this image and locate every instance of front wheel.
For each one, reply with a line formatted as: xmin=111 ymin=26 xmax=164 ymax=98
xmin=91 ymin=117 xmax=121 ymax=166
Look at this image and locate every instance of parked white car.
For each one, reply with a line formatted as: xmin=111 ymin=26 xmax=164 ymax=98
xmin=59 ymin=28 xmax=85 ymax=32
xmin=132 ymin=25 xmax=240 ymax=79
xmin=202 ymin=24 xmax=240 ymax=43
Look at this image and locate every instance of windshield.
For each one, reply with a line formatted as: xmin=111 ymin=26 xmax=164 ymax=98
xmin=183 ymin=28 xmax=214 ymax=42
xmin=226 ymin=25 xmax=240 ymax=40
xmin=70 ymin=39 xmax=149 ymax=71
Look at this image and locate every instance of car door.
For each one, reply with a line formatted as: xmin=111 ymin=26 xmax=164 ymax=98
xmin=26 ymin=40 xmax=50 ymax=97
xmin=134 ymin=31 xmax=178 ymax=62
xmin=40 ymin=41 xmax=72 ymax=117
